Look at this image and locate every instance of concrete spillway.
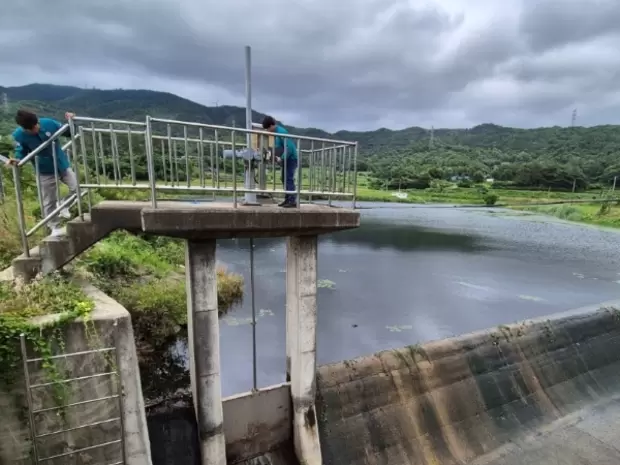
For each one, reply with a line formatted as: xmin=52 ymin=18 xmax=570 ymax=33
xmin=316 ymin=302 xmax=620 ymax=465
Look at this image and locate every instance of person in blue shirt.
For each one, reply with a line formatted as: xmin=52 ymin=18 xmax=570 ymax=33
xmin=4 ymin=109 xmax=77 ymax=237
xmin=262 ymin=116 xmax=298 ymax=207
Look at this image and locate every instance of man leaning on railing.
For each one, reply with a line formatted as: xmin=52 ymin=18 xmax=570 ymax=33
xmin=3 ymin=109 xmax=77 ymax=237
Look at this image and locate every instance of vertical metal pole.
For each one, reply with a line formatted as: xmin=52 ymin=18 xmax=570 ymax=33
xmin=20 ymin=334 xmax=39 ymax=464
xmin=199 ymin=128 xmax=205 ymax=188
xmin=113 ymin=330 xmax=127 ymax=465
xmin=173 ymin=140 xmax=179 ymax=186
xmin=52 ymin=140 xmax=61 ymax=209
xmin=232 ymin=131 xmax=237 ymax=207
xmin=296 ymin=139 xmax=302 ymax=208
xmin=13 ymin=166 xmax=29 ymax=256
xmin=167 ymin=125 xmax=174 ymax=187
xmin=161 ymin=139 xmax=168 ymax=185
xmin=244 ymin=45 xmax=258 ymax=205
xmin=98 ymin=132 xmax=107 ymax=181
xmin=612 ymin=175 xmax=617 ymax=194
xmin=128 ymin=126 xmax=136 ymax=186
xmin=184 ymin=126 xmax=191 ymax=188
xmin=145 ymin=116 xmax=157 ymax=208
xmin=109 ymin=125 xmax=119 ymax=185
xmin=352 ymin=142 xmax=358 ymax=209
xmin=68 ymin=118 xmax=84 ymax=220
xmin=215 ymin=130 xmax=220 ymax=190
xmin=90 ymin=124 xmax=101 ymax=185
xmin=250 ymin=238 xmax=257 ymax=391
xmin=78 ymin=127 xmax=93 ymax=213
xmin=35 ymin=157 xmax=44 ymax=216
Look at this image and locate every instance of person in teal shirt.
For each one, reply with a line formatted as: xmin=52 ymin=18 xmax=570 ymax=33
xmin=262 ymin=116 xmax=298 ymax=207
xmin=4 ymin=109 xmax=77 ymax=236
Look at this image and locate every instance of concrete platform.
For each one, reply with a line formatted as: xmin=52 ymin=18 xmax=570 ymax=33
xmin=92 ymin=200 xmax=360 ymax=239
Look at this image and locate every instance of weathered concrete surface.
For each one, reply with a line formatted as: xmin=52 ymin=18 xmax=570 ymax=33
xmin=316 ymin=301 xmax=620 ymax=465
xmin=0 ymin=283 xmax=151 ymax=465
xmin=185 ymin=239 xmax=226 ymax=465
xmin=12 ymin=214 xmax=113 ymax=281
xmin=104 ymin=200 xmax=359 ymax=238
xmin=222 ymin=384 xmax=292 ymax=463
xmin=286 ymin=236 xmax=322 ymax=465
xmin=146 ymin=387 xmax=297 ymax=465
xmin=471 ymin=396 xmax=620 ymax=464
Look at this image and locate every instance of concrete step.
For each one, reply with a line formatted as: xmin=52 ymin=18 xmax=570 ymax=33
xmin=12 ymin=214 xmax=114 ymax=281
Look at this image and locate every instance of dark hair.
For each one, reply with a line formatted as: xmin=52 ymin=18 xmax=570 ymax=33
xmin=15 ymin=109 xmax=38 ymax=130
xmin=262 ymin=116 xmax=276 ymax=129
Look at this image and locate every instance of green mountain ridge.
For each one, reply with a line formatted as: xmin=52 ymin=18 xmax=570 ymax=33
xmin=3 ymin=83 xmax=615 ymax=152
xmin=1 ymin=84 xmax=620 ymax=191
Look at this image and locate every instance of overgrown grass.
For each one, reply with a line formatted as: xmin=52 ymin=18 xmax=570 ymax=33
xmin=519 ymin=201 xmax=620 ymax=227
xmin=80 ymin=231 xmax=244 ymax=347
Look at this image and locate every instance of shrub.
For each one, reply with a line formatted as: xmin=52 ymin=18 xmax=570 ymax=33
xmin=483 ymin=193 xmax=499 ymax=206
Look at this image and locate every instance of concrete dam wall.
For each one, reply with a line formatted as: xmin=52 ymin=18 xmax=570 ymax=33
xmin=316 ymin=303 xmax=620 ymax=465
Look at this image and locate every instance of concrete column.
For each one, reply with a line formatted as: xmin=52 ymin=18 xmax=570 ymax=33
xmin=185 ymin=240 xmax=226 ymax=465
xmin=286 ymin=235 xmax=322 ymax=465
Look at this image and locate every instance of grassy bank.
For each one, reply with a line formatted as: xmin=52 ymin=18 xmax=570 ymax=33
xmin=516 ymin=202 xmax=620 ymax=228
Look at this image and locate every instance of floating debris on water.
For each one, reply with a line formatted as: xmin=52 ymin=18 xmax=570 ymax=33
xmin=318 ymin=279 xmax=336 ymax=289
xmin=573 ymin=272 xmax=585 ymax=279
xmin=518 ymin=295 xmax=545 ymax=302
xmin=222 ymin=309 xmax=275 ymax=326
xmin=386 ymin=325 xmax=413 ymax=332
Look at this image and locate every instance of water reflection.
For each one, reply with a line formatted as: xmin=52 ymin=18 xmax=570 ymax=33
xmin=139 ymin=205 xmax=620 ymax=401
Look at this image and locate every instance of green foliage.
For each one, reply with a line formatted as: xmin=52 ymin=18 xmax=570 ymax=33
xmin=0 ymin=275 xmax=94 ymax=402
xmin=483 ymin=193 xmax=499 ymax=206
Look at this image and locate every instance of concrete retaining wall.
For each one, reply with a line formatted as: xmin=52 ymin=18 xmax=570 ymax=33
xmin=0 ymin=283 xmax=151 ymax=465
xmin=316 ymin=302 xmax=620 ymax=465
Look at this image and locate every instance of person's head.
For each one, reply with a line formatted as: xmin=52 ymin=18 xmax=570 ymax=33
xmin=15 ymin=109 xmax=39 ymax=134
xmin=261 ymin=116 xmax=277 ymax=132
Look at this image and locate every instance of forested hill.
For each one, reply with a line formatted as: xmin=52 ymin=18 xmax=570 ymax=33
xmin=1 ymin=83 xmax=620 ymax=190
xmin=1 ymin=83 xmax=619 ymax=153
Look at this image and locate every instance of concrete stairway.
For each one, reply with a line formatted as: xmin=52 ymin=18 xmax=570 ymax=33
xmin=12 ymin=212 xmax=115 ymax=281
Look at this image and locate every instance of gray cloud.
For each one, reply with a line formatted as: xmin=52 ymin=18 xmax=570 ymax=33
xmin=2 ymin=0 xmax=620 ymax=131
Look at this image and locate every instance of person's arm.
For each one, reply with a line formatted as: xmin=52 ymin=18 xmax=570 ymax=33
xmin=49 ymin=112 xmax=75 ymax=137
xmin=5 ymin=138 xmax=29 ymax=166
xmin=274 ymin=135 xmax=285 ymax=160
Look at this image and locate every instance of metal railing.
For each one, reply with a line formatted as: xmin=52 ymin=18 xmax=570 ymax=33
xmin=19 ymin=334 xmax=125 ymax=465
xmin=9 ymin=114 xmax=359 ymax=256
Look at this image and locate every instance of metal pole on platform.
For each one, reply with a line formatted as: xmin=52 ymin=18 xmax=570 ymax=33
xmin=250 ymin=238 xmax=258 ymax=391
xmin=244 ymin=45 xmax=259 ymax=205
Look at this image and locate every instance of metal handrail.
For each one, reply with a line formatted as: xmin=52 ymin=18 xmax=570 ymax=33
xmin=11 ymin=113 xmax=359 ymax=258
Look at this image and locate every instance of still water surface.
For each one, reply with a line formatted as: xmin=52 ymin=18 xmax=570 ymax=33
xmin=172 ymin=203 xmax=620 ymax=397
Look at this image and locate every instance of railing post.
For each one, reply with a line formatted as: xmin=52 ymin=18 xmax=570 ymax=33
xmin=68 ymin=116 xmax=84 ymax=220
xmin=78 ymin=126 xmax=93 ymax=213
xmin=352 ymin=142 xmax=358 ymax=209
xmin=145 ymin=116 xmax=157 ymax=208
xmin=13 ymin=165 xmax=29 ymax=257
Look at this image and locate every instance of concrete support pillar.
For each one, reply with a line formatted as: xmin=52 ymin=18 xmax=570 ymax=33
xmin=286 ymin=235 xmax=322 ymax=465
xmin=185 ymin=240 xmax=226 ymax=465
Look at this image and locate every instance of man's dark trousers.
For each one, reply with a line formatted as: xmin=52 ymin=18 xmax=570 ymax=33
xmin=281 ymin=157 xmax=297 ymax=204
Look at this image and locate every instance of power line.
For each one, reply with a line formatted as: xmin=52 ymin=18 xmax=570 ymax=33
xmin=571 ymin=108 xmax=577 ymax=127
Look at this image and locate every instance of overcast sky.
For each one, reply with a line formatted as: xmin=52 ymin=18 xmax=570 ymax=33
xmin=2 ymin=0 xmax=620 ymax=131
